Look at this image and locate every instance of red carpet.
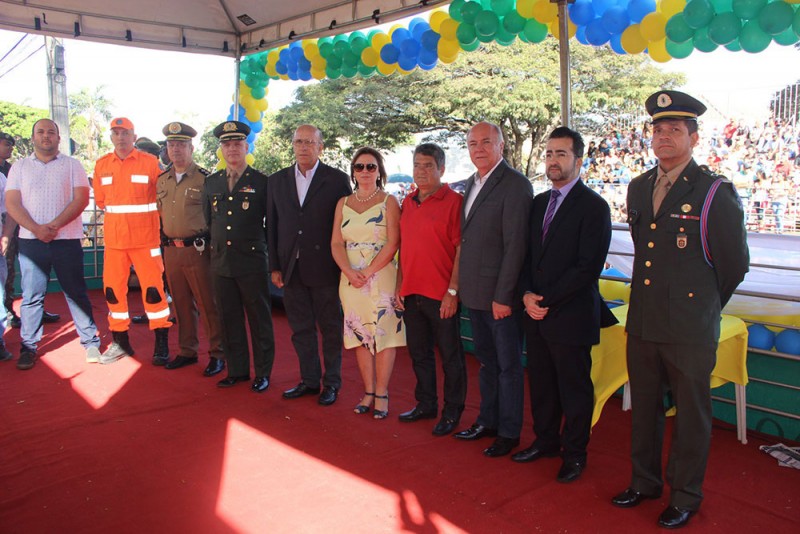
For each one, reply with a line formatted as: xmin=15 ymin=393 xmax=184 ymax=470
xmin=0 ymin=290 xmax=797 ymax=533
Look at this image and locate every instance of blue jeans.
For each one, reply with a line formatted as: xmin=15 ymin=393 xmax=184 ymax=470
xmin=0 ymin=250 xmax=7 ymax=341
xmin=18 ymin=239 xmax=100 ymax=351
xmin=468 ymin=308 xmax=525 ymax=439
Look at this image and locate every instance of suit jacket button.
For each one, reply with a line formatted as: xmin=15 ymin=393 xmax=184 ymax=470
xmin=650 ymin=223 xmax=656 ymax=230
xmin=645 ymin=261 xmax=652 ymax=267
xmin=226 ymin=240 xmax=231 ymax=246
xmin=688 ymin=292 xmax=694 ymax=297
xmin=648 ymin=242 xmax=654 ymax=248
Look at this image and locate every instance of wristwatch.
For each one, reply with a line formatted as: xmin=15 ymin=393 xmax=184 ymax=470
xmin=447 ymin=288 xmax=458 ymax=297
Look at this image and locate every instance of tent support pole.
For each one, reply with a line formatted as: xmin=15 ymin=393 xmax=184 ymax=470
xmin=233 ymin=36 xmax=242 ymax=120
xmin=556 ymin=0 xmax=572 ymax=128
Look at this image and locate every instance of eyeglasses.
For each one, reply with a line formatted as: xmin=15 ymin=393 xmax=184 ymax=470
xmin=292 ymin=139 xmax=318 ymax=147
xmin=353 ymin=163 xmax=378 ymax=172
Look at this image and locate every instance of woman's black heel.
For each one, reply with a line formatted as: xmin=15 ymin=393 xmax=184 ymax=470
xmin=354 ymin=392 xmax=375 ymax=414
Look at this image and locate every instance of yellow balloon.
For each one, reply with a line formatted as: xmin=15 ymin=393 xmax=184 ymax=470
xmin=279 ymin=74 xmax=289 ymax=81
xmin=648 ymin=38 xmax=672 ymax=63
xmin=658 ymin=0 xmax=686 ymax=17
xmin=255 ymin=98 xmax=268 ymax=112
xmin=216 ymin=147 xmax=223 ymax=159
xmin=266 ymin=65 xmax=278 ymax=77
xmin=517 ymin=0 xmax=537 ymax=18
xmin=377 ymin=60 xmax=396 ymax=76
xmin=549 ymin=18 xmax=577 ymax=39
xmin=216 ymin=160 xmax=226 ymax=170
xmin=239 ymin=93 xmax=254 ymax=109
xmin=439 ymin=52 xmax=459 ymax=64
xmin=245 ymin=108 xmax=261 ymax=123
xmin=438 ymin=38 xmax=460 ymax=59
xmin=311 ymin=67 xmax=326 ymax=80
xmin=361 ymin=47 xmax=379 ymax=67
xmin=429 ymin=10 xmax=449 ymax=33
xmin=397 ymin=66 xmax=415 ymax=75
xmin=304 ymin=42 xmax=320 ymax=60
xmin=621 ymin=24 xmax=647 ymax=54
xmin=371 ymin=32 xmax=390 ymax=51
xmin=533 ymin=0 xmax=559 ymax=24
xmin=245 ymin=154 xmax=255 ymax=166
xmin=267 ymin=50 xmax=280 ymax=66
xmin=640 ymin=12 xmax=667 ymax=41
xmin=439 ymin=18 xmax=459 ymax=41
xmin=389 ymin=24 xmax=404 ymax=36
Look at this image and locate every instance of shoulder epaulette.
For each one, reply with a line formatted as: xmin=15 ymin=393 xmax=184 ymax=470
xmin=198 ymin=167 xmax=210 ymax=176
xmin=698 ymin=165 xmax=730 ymax=183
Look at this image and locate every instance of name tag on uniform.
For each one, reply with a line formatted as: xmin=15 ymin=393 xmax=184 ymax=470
xmin=101 ymin=176 xmax=113 ymax=186
xmin=131 ymin=174 xmax=149 ymax=184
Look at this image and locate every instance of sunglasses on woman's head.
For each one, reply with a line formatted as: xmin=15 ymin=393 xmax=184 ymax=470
xmin=353 ymin=163 xmax=378 ymax=172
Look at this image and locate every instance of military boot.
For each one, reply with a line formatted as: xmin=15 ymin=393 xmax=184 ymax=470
xmin=152 ymin=328 xmax=170 ymax=366
xmin=100 ymin=331 xmax=135 ymax=365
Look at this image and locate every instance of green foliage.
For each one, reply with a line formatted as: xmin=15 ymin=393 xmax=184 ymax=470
xmin=0 ymin=101 xmax=49 ymax=159
xmin=251 ymin=113 xmax=294 ymax=175
xmin=194 ymin=121 xmax=222 ymax=172
xmin=69 ymin=86 xmax=113 ymax=168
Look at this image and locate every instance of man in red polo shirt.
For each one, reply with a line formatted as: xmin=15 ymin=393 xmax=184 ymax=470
xmin=396 ymin=143 xmax=466 ymax=436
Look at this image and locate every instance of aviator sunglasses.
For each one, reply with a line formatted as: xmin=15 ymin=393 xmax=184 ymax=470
xmin=353 ymin=163 xmax=378 ymax=172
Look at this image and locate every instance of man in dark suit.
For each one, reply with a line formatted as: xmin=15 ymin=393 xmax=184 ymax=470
xmin=512 ymin=127 xmax=615 ymax=484
xmin=611 ymin=91 xmax=749 ymax=529
xmin=454 ymin=122 xmax=532 ymax=457
xmin=203 ymin=120 xmax=275 ymax=393
xmin=268 ymin=125 xmax=351 ymax=406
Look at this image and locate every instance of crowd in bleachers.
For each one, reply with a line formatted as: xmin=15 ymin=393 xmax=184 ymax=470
xmin=581 ymin=117 xmax=800 ymax=233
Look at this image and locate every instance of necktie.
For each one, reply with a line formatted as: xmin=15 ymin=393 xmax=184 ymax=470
xmin=227 ymin=170 xmax=239 ymax=192
xmin=652 ymin=173 xmax=671 ymax=214
xmin=541 ymin=189 xmax=561 ymax=242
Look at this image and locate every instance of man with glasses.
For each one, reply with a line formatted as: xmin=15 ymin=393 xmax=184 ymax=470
xmin=268 ymin=125 xmax=351 ymax=405
xmin=156 ymin=122 xmax=225 ymax=377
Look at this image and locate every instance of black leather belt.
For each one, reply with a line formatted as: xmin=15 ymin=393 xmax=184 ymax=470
xmin=164 ymin=235 xmax=208 ymax=248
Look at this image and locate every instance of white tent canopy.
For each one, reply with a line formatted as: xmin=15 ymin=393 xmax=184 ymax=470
xmin=0 ymin=0 xmax=449 ymax=57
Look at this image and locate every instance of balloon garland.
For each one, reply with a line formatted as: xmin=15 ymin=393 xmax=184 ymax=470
xmin=221 ymin=0 xmax=800 ymax=168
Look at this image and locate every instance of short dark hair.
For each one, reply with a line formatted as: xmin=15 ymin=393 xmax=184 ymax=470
xmin=31 ymin=118 xmax=60 ymax=137
xmin=549 ymin=126 xmax=585 ymax=158
xmin=350 ymin=146 xmax=387 ymax=189
xmin=413 ymin=143 xmax=445 ymax=169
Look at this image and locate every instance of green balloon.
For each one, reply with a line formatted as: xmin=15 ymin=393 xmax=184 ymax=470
xmin=731 ymin=0 xmax=766 ymax=20
xmin=692 ymin=26 xmax=720 ymax=51
xmin=666 ymin=38 xmax=695 ymax=58
xmin=666 ymin=13 xmax=697 ymax=43
xmin=342 ymin=51 xmax=359 ymax=68
xmin=475 ymin=10 xmax=500 ymax=37
xmin=341 ymin=65 xmax=358 ymax=79
xmin=503 ymin=11 xmax=527 ymax=35
xmin=457 ymin=22 xmax=478 ymax=45
xmin=496 ymin=35 xmax=517 ymax=46
xmin=349 ymin=32 xmax=369 ymax=54
xmin=684 ymin=0 xmax=716 ymax=30
xmin=725 ymin=37 xmax=742 ymax=50
xmin=522 ymin=19 xmax=549 ymax=43
xmin=326 ymin=54 xmax=342 ymax=69
xmin=708 ymin=12 xmax=742 ymax=45
xmin=462 ymin=39 xmax=482 ymax=52
xmin=450 ymin=0 xmax=466 ymax=22
xmin=740 ymin=19 xmax=771 ymax=52
xmin=794 ymin=6 xmax=800 ymax=38
xmin=334 ymin=40 xmax=349 ymax=56
xmin=710 ymin=0 xmax=733 ymax=12
xmin=494 ymin=23 xmax=515 ymax=43
xmin=491 ymin=0 xmax=515 ymax=17
xmin=251 ymin=86 xmax=266 ymax=99
xmin=325 ymin=66 xmax=341 ymax=79
xmin=319 ymin=42 xmax=334 ymax=59
xmin=773 ymin=25 xmax=799 ymax=46
xmin=476 ymin=31 xmax=496 ymax=43
xmin=461 ymin=1 xmax=483 ymax=25
xmin=758 ymin=1 xmax=793 ymax=35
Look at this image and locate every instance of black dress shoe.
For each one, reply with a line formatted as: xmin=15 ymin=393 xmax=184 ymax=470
xmin=483 ymin=436 xmax=520 ymax=457
xmin=432 ymin=417 xmax=459 ymax=436
xmin=251 ymin=376 xmax=270 ymax=393
xmin=556 ymin=460 xmax=586 ymax=483
xmin=511 ymin=445 xmax=560 ymax=463
xmin=42 ymin=311 xmax=60 ymax=323
xmin=611 ymin=487 xmax=662 ymax=508
xmin=203 ymin=358 xmax=225 ymax=377
xmin=398 ymin=406 xmax=437 ymax=422
xmin=453 ymin=424 xmax=498 ymax=441
xmin=318 ymin=386 xmax=338 ymax=406
xmin=217 ymin=375 xmax=249 ymax=388
xmin=165 ymin=356 xmax=198 ymax=370
xmin=282 ymin=382 xmax=321 ymax=399
xmin=658 ymin=505 xmax=696 ymax=529
xmin=131 ymin=315 xmax=149 ymax=325
xmin=9 ymin=315 xmax=21 ymax=329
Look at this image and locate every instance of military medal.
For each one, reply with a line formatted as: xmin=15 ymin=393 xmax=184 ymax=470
xmin=212 ymin=197 xmax=219 ymax=213
xmin=681 ymin=204 xmax=692 ymax=213
xmin=242 ymin=197 xmax=250 ymax=210
xmin=676 ymin=233 xmax=688 ymax=249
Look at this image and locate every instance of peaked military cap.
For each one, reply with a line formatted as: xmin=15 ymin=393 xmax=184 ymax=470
xmin=134 ymin=137 xmax=161 ymax=156
xmin=213 ymin=120 xmax=250 ymax=141
xmin=0 ymin=132 xmax=14 ymax=146
xmin=646 ymin=91 xmax=707 ymax=123
xmin=162 ymin=121 xmax=197 ymax=141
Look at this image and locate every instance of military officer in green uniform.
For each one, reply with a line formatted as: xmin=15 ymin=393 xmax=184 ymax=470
xmin=156 ymin=121 xmax=225 ymax=377
xmin=611 ymin=91 xmax=749 ymax=529
xmin=203 ymin=121 xmax=274 ymax=393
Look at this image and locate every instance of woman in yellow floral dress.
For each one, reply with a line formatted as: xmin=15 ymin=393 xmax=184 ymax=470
xmin=331 ymin=147 xmax=404 ymax=419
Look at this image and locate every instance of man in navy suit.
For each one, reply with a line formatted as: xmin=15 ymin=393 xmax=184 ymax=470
xmin=268 ymin=125 xmax=351 ymax=406
xmin=512 ymin=127 xmax=615 ymax=484
xmin=454 ymin=122 xmax=532 ymax=458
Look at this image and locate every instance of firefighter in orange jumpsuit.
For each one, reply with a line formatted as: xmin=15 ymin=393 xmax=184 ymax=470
xmin=94 ymin=117 xmax=172 ymax=364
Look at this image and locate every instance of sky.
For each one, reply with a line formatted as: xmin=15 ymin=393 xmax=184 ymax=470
xmin=0 ymin=27 xmax=798 ymax=143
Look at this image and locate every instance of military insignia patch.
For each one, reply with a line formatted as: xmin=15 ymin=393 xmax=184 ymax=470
xmin=657 ymin=93 xmax=672 ymax=107
xmin=242 ymin=200 xmax=250 ymax=210
xmin=677 ymin=233 xmax=687 ymax=249
xmin=223 ymin=122 xmax=237 ymax=132
xmin=681 ymin=204 xmax=692 ymax=213
xmin=168 ymin=122 xmax=181 ymax=134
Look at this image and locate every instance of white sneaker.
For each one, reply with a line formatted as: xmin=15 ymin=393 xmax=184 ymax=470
xmin=86 ymin=346 xmax=101 ymax=364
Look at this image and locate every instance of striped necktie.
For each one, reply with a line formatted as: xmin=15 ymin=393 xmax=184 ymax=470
xmin=541 ymin=189 xmax=561 ymax=242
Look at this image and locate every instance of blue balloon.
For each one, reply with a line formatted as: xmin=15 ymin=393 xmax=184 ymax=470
xmin=775 ymin=329 xmax=800 ymax=355
xmin=279 ymin=49 xmax=291 ymax=63
xmin=569 ymin=0 xmax=596 ymax=26
xmin=398 ymin=54 xmax=418 ymax=71
xmin=411 ymin=20 xmax=430 ymax=41
xmin=419 ymin=48 xmax=438 ymax=65
xmin=602 ymin=266 xmax=626 ymax=278
xmin=290 ymin=46 xmax=305 ymax=62
xmin=747 ymin=324 xmax=775 ymax=350
xmin=610 ymin=32 xmax=626 ymax=53
xmin=586 ymin=18 xmax=612 ymax=45
xmin=421 ymin=29 xmax=440 ymax=51
xmin=592 ymin=0 xmax=618 ymax=17
xmin=400 ymin=39 xmax=421 ymax=59
xmin=602 ymin=6 xmax=630 ymax=35
xmin=250 ymin=121 xmax=263 ymax=133
xmin=391 ymin=28 xmax=412 ymax=47
xmin=246 ymin=132 xmax=256 ymax=143
xmin=380 ymin=43 xmax=400 ymax=64
xmin=297 ymin=57 xmax=311 ymax=71
xmin=298 ymin=69 xmax=312 ymax=81
xmin=275 ymin=61 xmax=287 ymax=75
xmin=627 ymin=0 xmax=656 ymax=23
xmin=576 ymin=25 xmax=590 ymax=45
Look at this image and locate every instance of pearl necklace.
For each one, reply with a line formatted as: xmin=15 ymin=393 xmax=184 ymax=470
xmin=355 ymin=188 xmax=379 ymax=203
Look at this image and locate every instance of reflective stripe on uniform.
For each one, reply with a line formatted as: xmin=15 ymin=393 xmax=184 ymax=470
xmin=109 ymin=311 xmax=129 ymax=320
xmin=131 ymin=174 xmax=149 ymax=184
xmin=150 ymin=248 xmax=161 ymax=257
xmin=105 ymin=203 xmax=158 ymax=214
xmin=147 ymin=307 xmax=170 ymax=320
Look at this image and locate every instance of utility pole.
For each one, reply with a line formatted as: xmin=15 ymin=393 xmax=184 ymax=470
xmin=45 ymin=36 xmax=71 ymax=155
